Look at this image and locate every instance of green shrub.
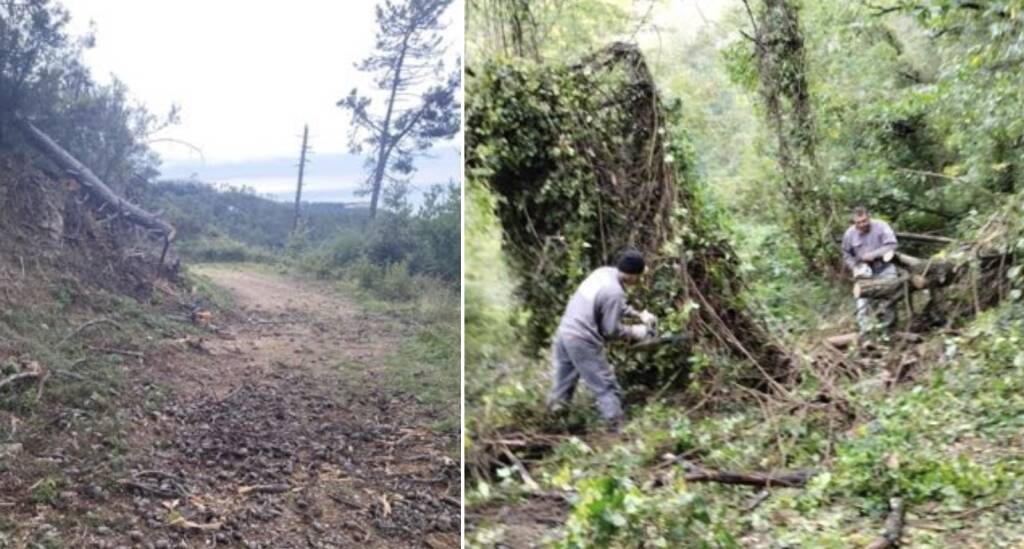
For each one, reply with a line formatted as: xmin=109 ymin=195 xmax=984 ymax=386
xmin=322 ymin=229 xmax=365 ymax=268
xmin=351 ymin=256 xmax=382 ymax=292
xmin=178 ymin=233 xmax=275 ymax=263
xmin=378 ymin=261 xmax=415 ymax=301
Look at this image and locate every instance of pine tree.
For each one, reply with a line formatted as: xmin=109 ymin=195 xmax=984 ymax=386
xmin=338 ymin=0 xmax=461 ymax=219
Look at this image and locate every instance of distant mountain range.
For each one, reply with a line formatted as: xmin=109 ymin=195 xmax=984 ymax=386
xmin=158 ymin=146 xmax=461 ymax=204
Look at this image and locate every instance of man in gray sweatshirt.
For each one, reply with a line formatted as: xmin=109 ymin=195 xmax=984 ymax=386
xmin=546 ymin=248 xmax=656 ymax=431
xmin=841 ymin=206 xmax=899 ymax=332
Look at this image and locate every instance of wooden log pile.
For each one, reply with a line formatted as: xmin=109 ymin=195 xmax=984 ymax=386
xmin=853 ymin=252 xmax=956 ymax=299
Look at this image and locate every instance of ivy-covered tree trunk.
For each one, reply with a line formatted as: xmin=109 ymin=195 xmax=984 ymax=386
xmin=752 ymin=0 xmax=835 ymax=272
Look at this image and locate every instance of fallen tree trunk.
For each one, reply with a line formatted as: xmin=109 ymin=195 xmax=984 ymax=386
xmin=15 ymin=118 xmax=176 ymax=264
xmin=896 ymin=231 xmax=954 ymax=245
xmin=865 ymin=497 xmax=905 ymax=549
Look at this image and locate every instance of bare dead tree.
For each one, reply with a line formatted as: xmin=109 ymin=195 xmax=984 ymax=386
xmin=292 ymin=124 xmax=311 ymax=233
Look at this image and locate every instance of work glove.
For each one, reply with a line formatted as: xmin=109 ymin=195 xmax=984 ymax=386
xmin=638 ymin=309 xmax=657 ymax=328
xmin=625 ymin=324 xmax=655 ymax=341
xmin=853 ymin=263 xmax=873 ymax=279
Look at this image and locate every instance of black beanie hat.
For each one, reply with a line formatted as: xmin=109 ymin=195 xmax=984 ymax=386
xmin=616 ymin=248 xmax=645 ymax=275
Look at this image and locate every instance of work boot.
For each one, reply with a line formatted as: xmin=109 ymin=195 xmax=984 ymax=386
xmin=547 ymin=401 xmax=568 ymax=419
xmin=604 ymin=417 xmax=624 ymax=435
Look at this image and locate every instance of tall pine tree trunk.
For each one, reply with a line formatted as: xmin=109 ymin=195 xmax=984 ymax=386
xmin=368 ymin=35 xmax=411 ymax=219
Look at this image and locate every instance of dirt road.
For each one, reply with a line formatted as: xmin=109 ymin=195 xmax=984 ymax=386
xmin=2 ymin=265 xmax=459 ymax=548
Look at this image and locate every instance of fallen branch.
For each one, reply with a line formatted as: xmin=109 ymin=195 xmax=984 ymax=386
xmin=169 ymin=517 xmax=222 ymax=531
xmin=744 ymin=490 xmax=771 ymax=512
xmin=896 ymin=231 xmax=954 ymax=245
xmin=865 ymin=497 xmax=905 ymax=549
xmin=238 ymin=483 xmax=291 ymax=495
xmin=57 ymin=317 xmax=122 ymax=348
xmin=501 ymin=447 xmax=541 ymax=492
xmin=88 ymin=346 xmax=144 ymax=359
xmin=674 ymin=461 xmax=816 ymax=488
xmin=824 ymin=331 xmax=923 ymax=350
xmin=0 ymin=372 xmax=41 ymax=392
xmin=119 ymin=479 xmax=185 ymax=499
xmin=329 ymin=493 xmax=363 ymax=509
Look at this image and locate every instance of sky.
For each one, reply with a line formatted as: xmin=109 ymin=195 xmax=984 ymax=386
xmin=63 ymin=0 xmax=464 ymax=203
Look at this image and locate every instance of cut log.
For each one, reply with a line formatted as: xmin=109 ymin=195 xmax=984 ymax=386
xmin=681 ymin=466 xmax=816 ymax=488
xmin=826 ymin=332 xmax=859 ymax=349
xmin=15 ymin=118 xmax=176 ymax=263
xmin=854 ymin=275 xmax=910 ymax=299
xmin=865 ymin=497 xmax=905 ymax=549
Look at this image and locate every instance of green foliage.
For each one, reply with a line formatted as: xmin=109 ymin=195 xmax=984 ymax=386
xmin=464 ymin=177 xmax=526 ymax=433
xmin=351 ymin=255 xmax=381 ymax=292
xmin=723 ymin=0 xmax=1024 ymax=237
xmin=378 ymin=261 xmax=415 ymax=301
xmin=467 ymin=0 xmax=631 ymax=64
xmin=28 ymin=477 xmax=61 ymax=505
xmin=469 ymin=50 xmax=699 ymax=340
xmin=1 ymin=0 xmax=173 ymax=194
xmin=559 ymin=475 xmax=737 ymax=549
xmin=407 ymin=182 xmax=461 ymax=283
xmin=338 ymin=0 xmax=460 ymax=217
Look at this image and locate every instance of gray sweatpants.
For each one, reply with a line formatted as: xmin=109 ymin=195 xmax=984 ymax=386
xmin=856 ymin=264 xmax=898 ymax=333
xmin=547 ymin=334 xmax=623 ymax=423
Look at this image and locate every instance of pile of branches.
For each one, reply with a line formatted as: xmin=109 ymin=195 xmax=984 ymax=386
xmin=467 ymin=43 xmax=788 ymax=392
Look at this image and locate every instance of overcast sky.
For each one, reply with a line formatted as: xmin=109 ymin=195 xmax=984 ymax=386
xmin=63 ymin=0 xmax=463 ymax=203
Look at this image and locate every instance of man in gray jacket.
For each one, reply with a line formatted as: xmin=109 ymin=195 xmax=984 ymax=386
xmin=546 ymin=248 xmax=656 ymax=431
xmin=842 ymin=206 xmax=899 ymax=332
